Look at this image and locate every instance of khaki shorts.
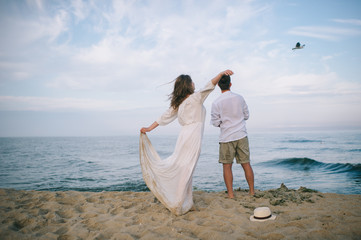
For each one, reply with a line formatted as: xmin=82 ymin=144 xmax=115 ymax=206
xmin=219 ymin=137 xmax=250 ymax=164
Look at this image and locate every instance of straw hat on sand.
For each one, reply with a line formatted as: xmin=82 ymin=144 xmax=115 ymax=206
xmin=250 ymin=207 xmax=276 ymax=222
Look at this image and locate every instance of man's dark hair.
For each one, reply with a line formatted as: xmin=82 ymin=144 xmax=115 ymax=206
xmin=218 ymin=75 xmax=231 ymax=90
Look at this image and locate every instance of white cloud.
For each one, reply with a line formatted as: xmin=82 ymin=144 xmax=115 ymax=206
xmin=245 ymin=70 xmax=361 ymax=99
xmin=71 ymin=0 xmax=89 ymax=22
xmin=321 ymin=55 xmax=334 ymax=61
xmin=0 ymin=61 xmax=32 ymax=81
xmin=26 ymin=0 xmax=44 ymax=11
xmin=257 ymin=40 xmax=278 ymax=50
xmin=288 ymin=26 xmax=361 ymax=41
xmin=1 ymin=0 xmax=361 ymax=134
xmin=74 ymin=38 xmax=117 ymax=64
xmin=39 ymin=0 xmax=270 ymax=93
xmin=333 ymin=18 xmax=361 ymax=26
xmin=0 ymin=96 xmax=128 ymax=111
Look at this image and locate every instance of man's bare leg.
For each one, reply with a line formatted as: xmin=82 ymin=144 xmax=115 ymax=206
xmin=241 ymin=162 xmax=255 ymax=195
xmin=223 ymin=163 xmax=234 ymax=198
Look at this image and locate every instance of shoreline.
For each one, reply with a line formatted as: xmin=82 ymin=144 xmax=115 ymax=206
xmin=1 ymin=186 xmax=360 ymax=239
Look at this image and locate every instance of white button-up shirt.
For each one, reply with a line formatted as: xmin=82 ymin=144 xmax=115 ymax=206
xmin=211 ymin=91 xmax=249 ymax=143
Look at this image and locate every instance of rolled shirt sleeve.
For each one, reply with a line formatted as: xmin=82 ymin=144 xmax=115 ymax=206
xmin=243 ymin=99 xmax=249 ymax=120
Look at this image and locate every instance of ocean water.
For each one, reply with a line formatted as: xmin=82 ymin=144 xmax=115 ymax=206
xmin=0 ymin=130 xmax=360 ymax=195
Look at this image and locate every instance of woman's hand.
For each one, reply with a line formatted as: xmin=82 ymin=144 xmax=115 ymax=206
xmin=140 ymin=127 xmax=150 ymax=134
xmin=211 ymin=69 xmax=234 ymax=85
xmin=222 ymin=69 xmax=233 ymax=76
xmin=140 ymin=121 xmax=159 ymax=134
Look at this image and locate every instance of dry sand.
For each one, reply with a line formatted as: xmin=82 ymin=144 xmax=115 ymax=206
xmin=1 ymin=185 xmax=360 ymax=240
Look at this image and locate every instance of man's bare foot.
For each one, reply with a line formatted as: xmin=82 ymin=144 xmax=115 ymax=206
xmin=227 ymin=194 xmax=235 ymax=199
xmin=225 ymin=190 xmax=235 ymax=199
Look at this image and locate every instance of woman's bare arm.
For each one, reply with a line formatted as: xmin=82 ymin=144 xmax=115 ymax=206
xmin=140 ymin=121 xmax=159 ymax=134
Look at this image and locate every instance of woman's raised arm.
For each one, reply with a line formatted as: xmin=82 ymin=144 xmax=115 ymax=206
xmin=211 ymin=69 xmax=233 ymax=85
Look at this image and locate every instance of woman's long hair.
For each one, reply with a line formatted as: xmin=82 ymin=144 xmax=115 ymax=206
xmin=169 ymin=74 xmax=194 ymax=110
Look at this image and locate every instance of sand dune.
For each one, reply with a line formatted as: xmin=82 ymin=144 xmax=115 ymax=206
xmin=1 ymin=186 xmax=360 ymax=239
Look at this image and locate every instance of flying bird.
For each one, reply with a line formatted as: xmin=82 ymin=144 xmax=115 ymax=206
xmin=292 ymin=42 xmax=305 ymax=50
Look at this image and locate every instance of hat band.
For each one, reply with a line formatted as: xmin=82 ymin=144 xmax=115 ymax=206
xmin=254 ymin=214 xmax=272 ymax=220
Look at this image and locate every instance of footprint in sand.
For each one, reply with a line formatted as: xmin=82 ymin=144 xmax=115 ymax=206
xmin=38 ymin=208 xmax=50 ymax=215
xmin=85 ymin=197 xmax=98 ymax=203
xmin=54 ymin=226 xmax=69 ymax=235
xmin=74 ymin=204 xmax=86 ymax=213
xmin=81 ymin=218 xmax=102 ymax=231
xmin=12 ymin=218 xmax=35 ymax=231
xmin=55 ymin=209 xmax=74 ymax=219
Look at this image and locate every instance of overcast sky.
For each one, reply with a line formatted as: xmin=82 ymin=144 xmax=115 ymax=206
xmin=1 ymin=0 xmax=361 ymax=137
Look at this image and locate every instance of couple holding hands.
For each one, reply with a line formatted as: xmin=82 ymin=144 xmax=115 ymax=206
xmin=140 ymin=70 xmax=254 ymax=215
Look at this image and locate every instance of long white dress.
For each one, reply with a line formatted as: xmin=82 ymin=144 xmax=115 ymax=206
xmin=139 ymin=81 xmax=216 ymax=215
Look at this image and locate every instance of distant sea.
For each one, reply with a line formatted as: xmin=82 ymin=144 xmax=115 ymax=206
xmin=0 ymin=130 xmax=360 ymax=195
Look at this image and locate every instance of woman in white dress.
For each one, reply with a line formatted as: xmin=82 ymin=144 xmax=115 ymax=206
xmin=140 ymin=69 xmax=233 ymax=215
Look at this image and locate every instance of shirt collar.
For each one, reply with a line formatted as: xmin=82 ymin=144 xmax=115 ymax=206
xmin=222 ymin=90 xmax=232 ymax=95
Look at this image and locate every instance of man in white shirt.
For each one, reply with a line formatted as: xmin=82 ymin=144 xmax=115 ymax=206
xmin=211 ymin=75 xmax=255 ymax=198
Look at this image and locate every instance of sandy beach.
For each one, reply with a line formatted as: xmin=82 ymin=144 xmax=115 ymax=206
xmin=1 ymin=185 xmax=360 ymax=240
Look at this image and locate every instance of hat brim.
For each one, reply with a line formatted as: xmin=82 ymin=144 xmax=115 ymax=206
xmin=250 ymin=214 xmax=276 ymax=222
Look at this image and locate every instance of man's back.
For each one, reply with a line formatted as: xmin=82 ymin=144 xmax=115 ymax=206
xmin=211 ymin=91 xmax=249 ymax=142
